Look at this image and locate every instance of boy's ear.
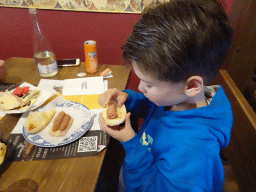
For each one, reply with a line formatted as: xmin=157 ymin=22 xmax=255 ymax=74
xmin=184 ymin=76 xmax=204 ymax=97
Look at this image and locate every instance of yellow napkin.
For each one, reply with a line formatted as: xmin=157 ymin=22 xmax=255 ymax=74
xmin=42 ymin=93 xmax=102 ymax=109
xmin=63 ymin=94 xmax=102 ymax=109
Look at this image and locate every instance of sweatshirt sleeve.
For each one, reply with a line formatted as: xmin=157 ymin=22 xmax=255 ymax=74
xmin=123 ymin=89 xmax=156 ymax=119
xmin=121 ymin=133 xmax=221 ymax=192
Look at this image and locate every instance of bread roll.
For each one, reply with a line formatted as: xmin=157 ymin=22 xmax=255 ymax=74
xmin=25 ymin=109 xmax=56 ymax=134
xmin=102 ymin=103 xmax=127 ymax=130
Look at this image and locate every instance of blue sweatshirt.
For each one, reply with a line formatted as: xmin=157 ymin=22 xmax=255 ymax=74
xmin=121 ymin=86 xmax=233 ymax=192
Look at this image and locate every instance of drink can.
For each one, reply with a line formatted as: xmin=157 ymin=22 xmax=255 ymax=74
xmin=84 ymin=40 xmax=98 ymax=73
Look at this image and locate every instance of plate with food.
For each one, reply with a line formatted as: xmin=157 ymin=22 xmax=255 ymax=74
xmin=0 ymin=82 xmax=55 ymax=114
xmin=22 ymin=96 xmax=92 ymax=147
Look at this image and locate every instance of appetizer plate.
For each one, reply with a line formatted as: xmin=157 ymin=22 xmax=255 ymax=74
xmin=2 ymin=82 xmax=55 ymax=114
xmin=23 ymin=101 xmax=92 ymax=147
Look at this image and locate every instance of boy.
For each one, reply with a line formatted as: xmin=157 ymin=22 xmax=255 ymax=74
xmin=98 ymin=0 xmax=233 ymax=191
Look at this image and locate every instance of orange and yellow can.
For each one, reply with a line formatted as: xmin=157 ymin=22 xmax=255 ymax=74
xmin=84 ymin=40 xmax=98 ymax=73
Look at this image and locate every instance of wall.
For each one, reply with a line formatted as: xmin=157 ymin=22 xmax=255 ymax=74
xmin=0 ymin=0 xmax=234 ymax=91
xmin=0 ymin=7 xmax=140 ymax=90
xmin=0 ymin=7 xmax=140 ymax=65
xmin=225 ymin=0 xmax=256 ymax=94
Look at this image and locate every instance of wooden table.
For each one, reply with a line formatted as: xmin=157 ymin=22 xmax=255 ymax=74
xmin=0 ymin=57 xmax=130 ymax=192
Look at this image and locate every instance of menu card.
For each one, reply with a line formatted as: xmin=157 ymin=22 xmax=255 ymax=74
xmin=38 ymin=76 xmax=107 ymax=96
xmin=8 ymin=130 xmax=108 ymax=161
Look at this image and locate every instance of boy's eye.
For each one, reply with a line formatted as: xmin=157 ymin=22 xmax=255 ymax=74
xmin=146 ymin=85 xmax=152 ymax=88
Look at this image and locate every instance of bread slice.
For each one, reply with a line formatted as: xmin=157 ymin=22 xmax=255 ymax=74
xmin=102 ymin=104 xmax=127 ymax=126
xmin=0 ymin=142 xmax=7 ymax=165
xmin=25 ymin=109 xmax=56 ymax=134
xmin=22 ymin=89 xmax=41 ymax=104
xmin=0 ymin=91 xmax=24 ymax=111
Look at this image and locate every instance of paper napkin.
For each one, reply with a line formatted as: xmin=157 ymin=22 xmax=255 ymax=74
xmin=62 ymin=76 xmax=105 ymax=96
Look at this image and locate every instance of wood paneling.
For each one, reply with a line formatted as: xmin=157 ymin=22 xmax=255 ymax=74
xmin=214 ymin=70 xmax=256 ymax=192
xmin=226 ymin=0 xmax=256 ymax=94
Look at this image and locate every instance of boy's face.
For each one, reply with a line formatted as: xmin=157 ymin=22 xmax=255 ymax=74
xmin=132 ymin=62 xmax=188 ymax=107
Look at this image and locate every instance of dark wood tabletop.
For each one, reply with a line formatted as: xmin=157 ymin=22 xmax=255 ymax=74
xmin=0 ymin=57 xmax=130 ymax=192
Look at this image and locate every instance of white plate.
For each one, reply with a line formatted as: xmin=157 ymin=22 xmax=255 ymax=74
xmin=1 ymin=82 xmax=55 ymax=114
xmin=23 ymin=101 xmax=92 ymax=147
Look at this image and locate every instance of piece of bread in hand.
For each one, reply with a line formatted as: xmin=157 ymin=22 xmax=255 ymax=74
xmin=101 ymin=101 xmax=127 ymax=130
xmin=25 ymin=109 xmax=56 ymax=134
xmin=49 ymin=111 xmax=74 ymax=137
xmin=0 ymin=142 xmax=7 ymax=165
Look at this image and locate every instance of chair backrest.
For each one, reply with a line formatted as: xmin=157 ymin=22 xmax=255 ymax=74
xmin=213 ymin=70 xmax=256 ymax=192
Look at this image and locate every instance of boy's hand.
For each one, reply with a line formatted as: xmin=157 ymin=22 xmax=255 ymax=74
xmin=98 ymin=88 xmax=128 ymax=108
xmin=99 ymin=112 xmax=136 ymax=143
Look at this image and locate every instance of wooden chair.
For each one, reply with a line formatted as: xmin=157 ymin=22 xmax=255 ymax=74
xmin=213 ymin=70 xmax=256 ymax=192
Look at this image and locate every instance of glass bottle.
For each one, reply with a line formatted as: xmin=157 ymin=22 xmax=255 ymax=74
xmin=29 ymin=8 xmax=58 ymax=77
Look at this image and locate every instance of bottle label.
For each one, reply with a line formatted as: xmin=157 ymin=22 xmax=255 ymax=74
xmin=38 ymin=61 xmax=58 ymax=74
xmin=88 ymin=51 xmax=98 ymax=73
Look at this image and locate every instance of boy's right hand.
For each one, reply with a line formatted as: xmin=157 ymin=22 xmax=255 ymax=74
xmin=98 ymin=88 xmax=128 ymax=108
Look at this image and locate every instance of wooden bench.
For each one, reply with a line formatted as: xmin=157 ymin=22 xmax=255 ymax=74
xmin=213 ymin=70 xmax=256 ymax=192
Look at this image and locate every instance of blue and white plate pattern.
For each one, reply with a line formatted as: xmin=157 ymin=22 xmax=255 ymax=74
xmin=23 ymin=101 xmax=92 ymax=147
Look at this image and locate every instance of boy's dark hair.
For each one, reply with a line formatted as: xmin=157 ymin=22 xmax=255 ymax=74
xmin=121 ymin=0 xmax=233 ymax=85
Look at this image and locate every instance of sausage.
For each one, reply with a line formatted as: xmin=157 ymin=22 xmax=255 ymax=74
xmin=107 ymin=101 xmax=117 ymax=119
xmin=59 ymin=114 xmax=72 ymax=131
xmin=52 ymin=111 xmax=66 ymax=132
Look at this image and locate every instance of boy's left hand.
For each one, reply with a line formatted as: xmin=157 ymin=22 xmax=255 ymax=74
xmin=99 ymin=112 xmax=136 ymax=143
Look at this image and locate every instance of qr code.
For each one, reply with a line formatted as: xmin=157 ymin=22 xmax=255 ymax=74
xmin=78 ymin=136 xmax=98 ymax=152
